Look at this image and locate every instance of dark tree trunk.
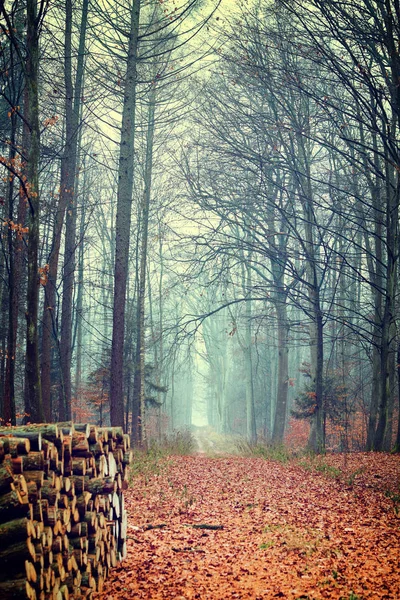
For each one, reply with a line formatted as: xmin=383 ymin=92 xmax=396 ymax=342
xmin=58 ymin=0 xmax=89 ymax=421
xmin=4 ymin=112 xmax=18 ymax=425
xmin=272 ymin=300 xmax=289 ymax=444
xmin=110 ymin=0 xmax=141 ymax=429
xmin=132 ymin=82 xmax=155 ymax=445
xmin=24 ymin=0 xmax=43 ymax=423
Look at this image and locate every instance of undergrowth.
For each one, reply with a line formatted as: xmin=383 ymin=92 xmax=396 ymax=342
xmin=384 ymin=488 xmax=400 ymax=515
xmin=156 ymin=428 xmax=195 ymax=455
xmin=235 ymin=438 xmax=294 ymax=463
xmin=235 ymin=439 xmax=368 ymax=486
xmin=129 ymin=446 xmax=168 ymax=482
xmin=128 ymin=429 xmax=195 ymax=485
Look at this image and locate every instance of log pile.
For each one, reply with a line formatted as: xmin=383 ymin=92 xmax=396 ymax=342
xmin=0 ymin=423 xmax=131 ymax=600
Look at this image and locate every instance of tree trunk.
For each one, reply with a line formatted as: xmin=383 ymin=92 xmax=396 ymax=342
xmin=308 ymin=305 xmax=324 ymax=453
xmin=59 ymin=0 xmax=89 ymax=421
xmin=3 ymin=112 xmax=18 ymax=425
xmin=41 ymin=0 xmax=88 ymax=421
xmin=373 ymin=160 xmax=399 ymax=450
xmin=25 ymin=0 xmax=43 ymax=423
xmin=272 ymin=299 xmax=289 ymax=444
xmin=244 ymin=269 xmax=257 ymax=444
xmin=395 ymin=342 xmax=400 ymax=452
xmin=132 ymin=81 xmax=155 ymax=445
xmin=110 ymin=0 xmax=141 ymax=429
xmin=73 ymin=183 xmax=86 ymax=417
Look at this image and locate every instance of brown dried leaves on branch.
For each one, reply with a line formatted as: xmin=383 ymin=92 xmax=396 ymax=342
xmin=96 ymin=453 xmax=400 ymax=599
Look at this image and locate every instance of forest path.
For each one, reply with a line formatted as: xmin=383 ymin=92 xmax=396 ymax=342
xmin=96 ymin=454 xmax=400 ymax=599
xmin=191 ymin=427 xmax=238 ymax=455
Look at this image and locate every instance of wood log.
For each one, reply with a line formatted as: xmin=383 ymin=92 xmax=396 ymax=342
xmin=84 ymin=477 xmax=116 ymax=496
xmin=0 ymin=538 xmax=36 ymax=577
xmin=80 ymin=573 xmax=96 ymax=591
xmin=106 ymin=453 xmax=117 ymax=479
xmin=96 ymin=429 xmax=108 ymax=443
xmin=60 ymin=477 xmax=71 ymax=494
xmin=41 ymin=482 xmax=60 ymax=506
xmin=95 ymin=455 xmax=108 ymax=478
xmin=118 ymin=540 xmax=127 ymax=560
xmin=25 ymin=470 xmax=44 ymax=487
xmin=88 ymin=441 xmax=103 ymax=457
xmin=1 ymin=436 xmax=31 ymax=457
xmin=25 ymin=559 xmax=37 ymax=583
xmin=70 ymin=476 xmax=85 ymax=494
xmin=58 ymin=495 xmax=69 ymax=510
xmin=120 ymin=510 xmax=128 ymax=540
xmin=0 ymin=578 xmax=37 ymax=599
xmin=71 ymin=458 xmax=86 ymax=476
xmin=0 ymin=488 xmax=30 ymax=523
xmin=0 ymin=428 xmax=43 ymax=452
xmin=27 ymin=480 xmax=40 ymax=503
xmin=32 ymin=499 xmax=44 ymax=522
xmin=12 ymin=474 xmax=29 ymax=500
xmin=122 ymin=450 xmax=132 ymax=466
xmin=43 ymin=505 xmax=57 ymax=528
xmin=0 ymin=439 xmax=7 ymax=462
xmin=0 ymin=516 xmax=35 ymax=545
xmin=67 ymin=506 xmax=79 ymax=525
xmin=51 ymin=536 xmax=63 ymax=554
xmin=0 ymin=462 xmax=14 ymax=493
xmin=71 ymin=433 xmax=90 ymax=454
xmin=56 ymin=422 xmax=75 ymax=436
xmin=42 ymin=526 xmax=53 ymax=548
xmin=69 ymin=522 xmax=82 ymax=537
xmin=63 ymin=460 xmax=72 ymax=477
xmin=19 ymin=451 xmax=45 ymax=472
xmin=62 ymin=437 xmax=72 ymax=461
xmin=43 ymin=547 xmax=54 ymax=569
xmin=0 ymin=425 xmax=59 ymax=445
xmin=75 ymin=493 xmax=92 ymax=518
xmin=56 ymin=508 xmax=71 ymax=527
xmin=87 ymin=428 xmax=98 ymax=445
xmin=50 ymin=561 xmax=66 ymax=581
xmin=3 ymin=456 xmax=19 ymax=475
xmin=82 ymin=511 xmax=97 ymax=532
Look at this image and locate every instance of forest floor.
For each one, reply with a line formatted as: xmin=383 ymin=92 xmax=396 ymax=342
xmin=95 ymin=444 xmax=400 ymax=600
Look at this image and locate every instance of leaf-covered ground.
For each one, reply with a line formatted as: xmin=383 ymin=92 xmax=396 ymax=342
xmin=96 ymin=452 xmax=400 ymax=599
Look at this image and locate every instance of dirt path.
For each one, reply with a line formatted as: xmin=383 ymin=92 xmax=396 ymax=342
xmin=96 ymin=454 xmax=400 ymax=599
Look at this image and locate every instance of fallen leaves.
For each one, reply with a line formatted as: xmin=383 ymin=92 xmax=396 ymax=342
xmin=95 ymin=453 xmax=400 ymax=599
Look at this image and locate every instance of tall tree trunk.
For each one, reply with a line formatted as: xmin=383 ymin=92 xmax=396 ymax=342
xmin=296 ymin=133 xmax=325 ymax=453
xmin=73 ymin=183 xmax=86 ymax=416
xmin=25 ymin=0 xmax=43 ymax=423
xmin=132 ymin=81 xmax=155 ymax=445
xmin=395 ymin=342 xmax=400 ymax=452
xmin=110 ymin=0 xmax=141 ymax=429
xmin=244 ymin=267 xmax=257 ymax=444
xmin=41 ymin=0 xmax=89 ymax=421
xmin=272 ymin=298 xmax=289 ymax=444
xmin=3 ymin=111 xmax=18 ymax=425
xmin=373 ymin=160 xmax=399 ymax=450
xmin=308 ymin=303 xmax=324 ymax=453
xmin=59 ymin=0 xmax=89 ymax=421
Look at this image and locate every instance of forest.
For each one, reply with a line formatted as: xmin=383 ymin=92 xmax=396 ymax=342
xmin=1 ymin=0 xmax=400 ymax=456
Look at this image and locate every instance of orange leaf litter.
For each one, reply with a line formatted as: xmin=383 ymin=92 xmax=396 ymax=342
xmin=95 ymin=453 xmax=400 ymax=599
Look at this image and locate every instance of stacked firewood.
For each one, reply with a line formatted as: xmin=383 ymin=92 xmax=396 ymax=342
xmin=0 ymin=423 xmax=131 ymax=600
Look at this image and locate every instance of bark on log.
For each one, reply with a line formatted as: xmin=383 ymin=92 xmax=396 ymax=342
xmin=0 ymin=430 xmax=42 ymax=451
xmin=0 ymin=462 xmax=14 ymax=493
xmin=0 ymin=488 xmax=30 ymax=523
xmin=0 ymin=578 xmax=36 ymax=600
